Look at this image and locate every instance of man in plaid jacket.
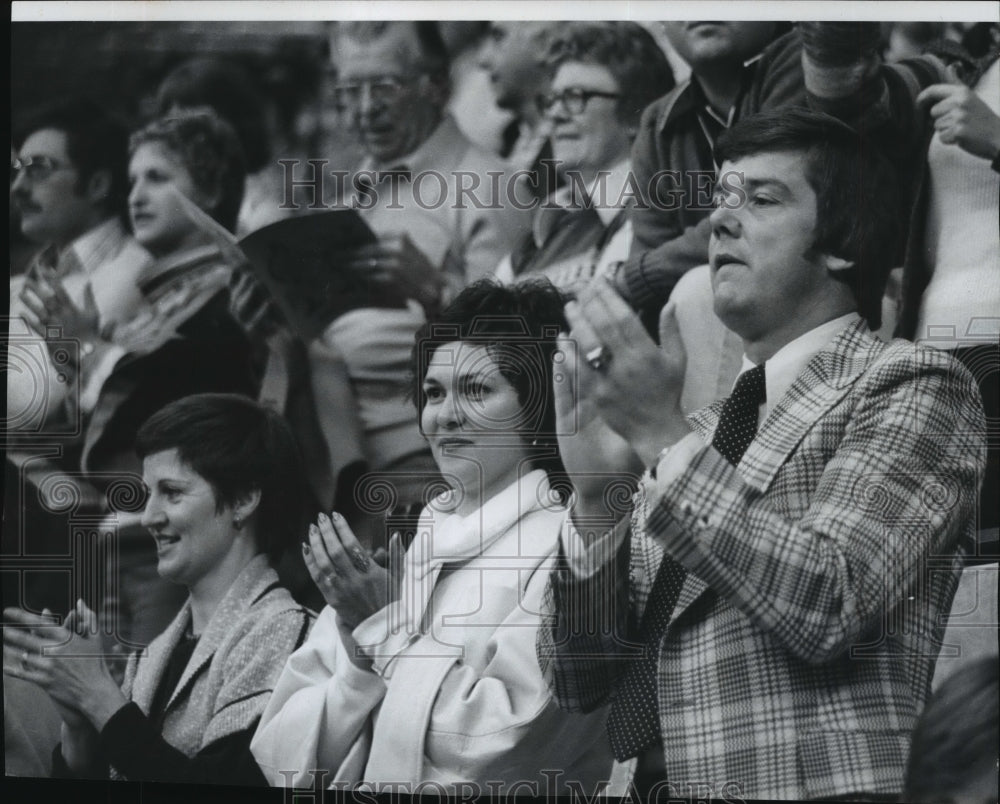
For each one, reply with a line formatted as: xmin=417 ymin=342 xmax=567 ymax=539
xmin=540 ymin=109 xmax=986 ymax=801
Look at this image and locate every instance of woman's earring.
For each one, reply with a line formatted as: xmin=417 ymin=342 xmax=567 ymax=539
xmin=233 ymin=515 xmax=244 ymax=531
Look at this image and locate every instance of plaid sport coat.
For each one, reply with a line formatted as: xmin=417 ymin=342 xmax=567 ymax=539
xmin=539 ymin=321 xmax=986 ymax=800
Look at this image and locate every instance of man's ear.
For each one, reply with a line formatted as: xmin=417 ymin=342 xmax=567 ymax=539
xmin=823 ymin=254 xmax=854 ymax=274
xmin=85 ymin=170 xmax=113 ymax=206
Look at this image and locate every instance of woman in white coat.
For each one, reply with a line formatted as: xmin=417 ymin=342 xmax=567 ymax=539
xmin=252 ymin=279 xmax=614 ymax=795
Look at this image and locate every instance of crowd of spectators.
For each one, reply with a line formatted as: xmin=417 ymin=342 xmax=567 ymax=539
xmin=5 ymin=18 xmax=998 ymax=803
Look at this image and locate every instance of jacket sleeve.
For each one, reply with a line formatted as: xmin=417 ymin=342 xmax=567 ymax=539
xmin=645 ymin=345 xmax=984 ymax=664
xmin=622 ymin=94 xmax=716 ymax=314
xmin=94 ymin=703 xmax=267 ymax=786
xmin=250 ymin=607 xmax=387 ymax=788
xmin=536 ymin=531 xmax=633 ymax=715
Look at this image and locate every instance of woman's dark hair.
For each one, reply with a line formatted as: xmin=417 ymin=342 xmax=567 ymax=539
xmin=155 ymin=56 xmax=272 ymax=173
xmin=411 ymin=279 xmax=568 ymax=490
xmin=129 ymin=110 xmax=246 ymax=232
xmin=715 ymin=107 xmax=903 ymax=330
xmin=135 ymin=393 xmax=306 ymax=564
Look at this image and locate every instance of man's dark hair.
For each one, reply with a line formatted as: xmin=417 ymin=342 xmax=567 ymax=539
xmin=412 ymin=279 xmax=568 ymax=491
xmin=135 ymin=393 xmax=307 ymax=564
xmin=903 ymin=656 xmax=999 ymax=803
xmin=14 ymin=97 xmax=131 ymax=221
xmin=155 ymin=56 xmax=271 ymax=173
xmin=545 ymin=22 xmax=674 ymax=129
xmin=715 ymin=107 xmax=903 ymax=330
xmin=130 ymin=110 xmax=246 ymax=232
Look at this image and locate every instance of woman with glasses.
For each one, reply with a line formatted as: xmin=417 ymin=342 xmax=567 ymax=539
xmin=495 ymin=22 xmax=673 ymax=300
xmin=252 ymin=279 xmax=614 ymax=795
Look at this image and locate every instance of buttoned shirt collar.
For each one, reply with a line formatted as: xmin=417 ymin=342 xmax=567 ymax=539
xmin=738 ymin=312 xmax=861 ymax=419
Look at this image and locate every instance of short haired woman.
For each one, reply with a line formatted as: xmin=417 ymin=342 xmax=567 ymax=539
xmin=3 ymin=393 xmax=314 ymax=785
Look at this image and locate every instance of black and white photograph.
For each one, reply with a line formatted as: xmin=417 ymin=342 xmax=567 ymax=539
xmin=4 ymin=2 xmax=998 ymax=802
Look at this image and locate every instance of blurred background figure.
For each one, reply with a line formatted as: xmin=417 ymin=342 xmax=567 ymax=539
xmin=9 ymin=98 xmax=148 ymax=431
xmin=611 ymin=21 xmax=784 ymax=329
xmin=253 ymin=280 xmax=613 ymax=794
xmin=477 ymin=21 xmax=560 ymax=200
xmin=896 ymin=27 xmax=999 ymax=546
xmin=155 ymin=56 xmax=278 ymax=236
xmin=881 ymin=21 xmax=949 ymax=62
xmin=496 ymin=21 xmax=673 ymax=295
xmin=903 ymin=655 xmax=999 ymax=804
xmin=4 ymin=394 xmax=314 ymax=784
xmin=439 ymin=21 xmax=513 ymax=157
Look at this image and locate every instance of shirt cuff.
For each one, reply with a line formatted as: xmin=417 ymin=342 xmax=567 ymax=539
xmin=560 ymin=512 xmax=631 ymax=580
xmin=654 ymin=431 xmax=705 ymax=495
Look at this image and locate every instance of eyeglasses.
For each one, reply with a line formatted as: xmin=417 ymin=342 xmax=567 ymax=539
xmin=332 ymin=77 xmax=410 ymax=110
xmin=536 ymin=87 xmax=621 ymax=116
xmin=11 ymin=155 xmax=70 ymax=183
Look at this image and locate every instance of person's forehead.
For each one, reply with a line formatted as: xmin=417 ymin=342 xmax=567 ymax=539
xmin=425 ymin=342 xmax=497 ymax=380
xmin=142 ymin=448 xmax=191 ymax=480
xmin=551 ymin=61 xmax=619 ymax=90
xmin=129 ymin=140 xmax=183 ymax=170
xmin=721 ymin=150 xmax=812 ymax=192
xmin=18 ymin=128 xmax=72 ymax=163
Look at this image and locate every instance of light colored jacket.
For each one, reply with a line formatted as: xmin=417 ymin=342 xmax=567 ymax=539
xmin=253 ymin=469 xmax=614 ymax=795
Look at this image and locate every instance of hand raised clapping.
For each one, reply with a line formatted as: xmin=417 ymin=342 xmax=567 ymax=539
xmin=302 ymin=512 xmax=405 ymax=631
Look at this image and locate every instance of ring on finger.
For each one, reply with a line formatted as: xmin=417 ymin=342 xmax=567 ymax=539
xmin=349 ymin=546 xmax=371 ymax=574
xmin=585 ymin=345 xmax=611 ymax=372
xmin=21 ymin=650 xmax=29 ymax=670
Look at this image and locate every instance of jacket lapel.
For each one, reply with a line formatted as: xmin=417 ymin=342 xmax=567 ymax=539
xmin=665 ymin=321 xmax=883 ymax=623
xmin=128 ymin=602 xmax=192 ymax=715
xmin=737 ymin=321 xmax=882 ymax=493
xmin=163 ymin=555 xmax=272 ymax=713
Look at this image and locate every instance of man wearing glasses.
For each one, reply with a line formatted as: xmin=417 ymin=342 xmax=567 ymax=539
xmin=9 ymin=98 xmax=147 ymax=431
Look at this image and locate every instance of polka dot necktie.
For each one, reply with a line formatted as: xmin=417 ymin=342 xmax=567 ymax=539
xmin=711 ymin=363 xmax=767 ymax=467
xmin=606 ymin=362 xmax=766 ymax=761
